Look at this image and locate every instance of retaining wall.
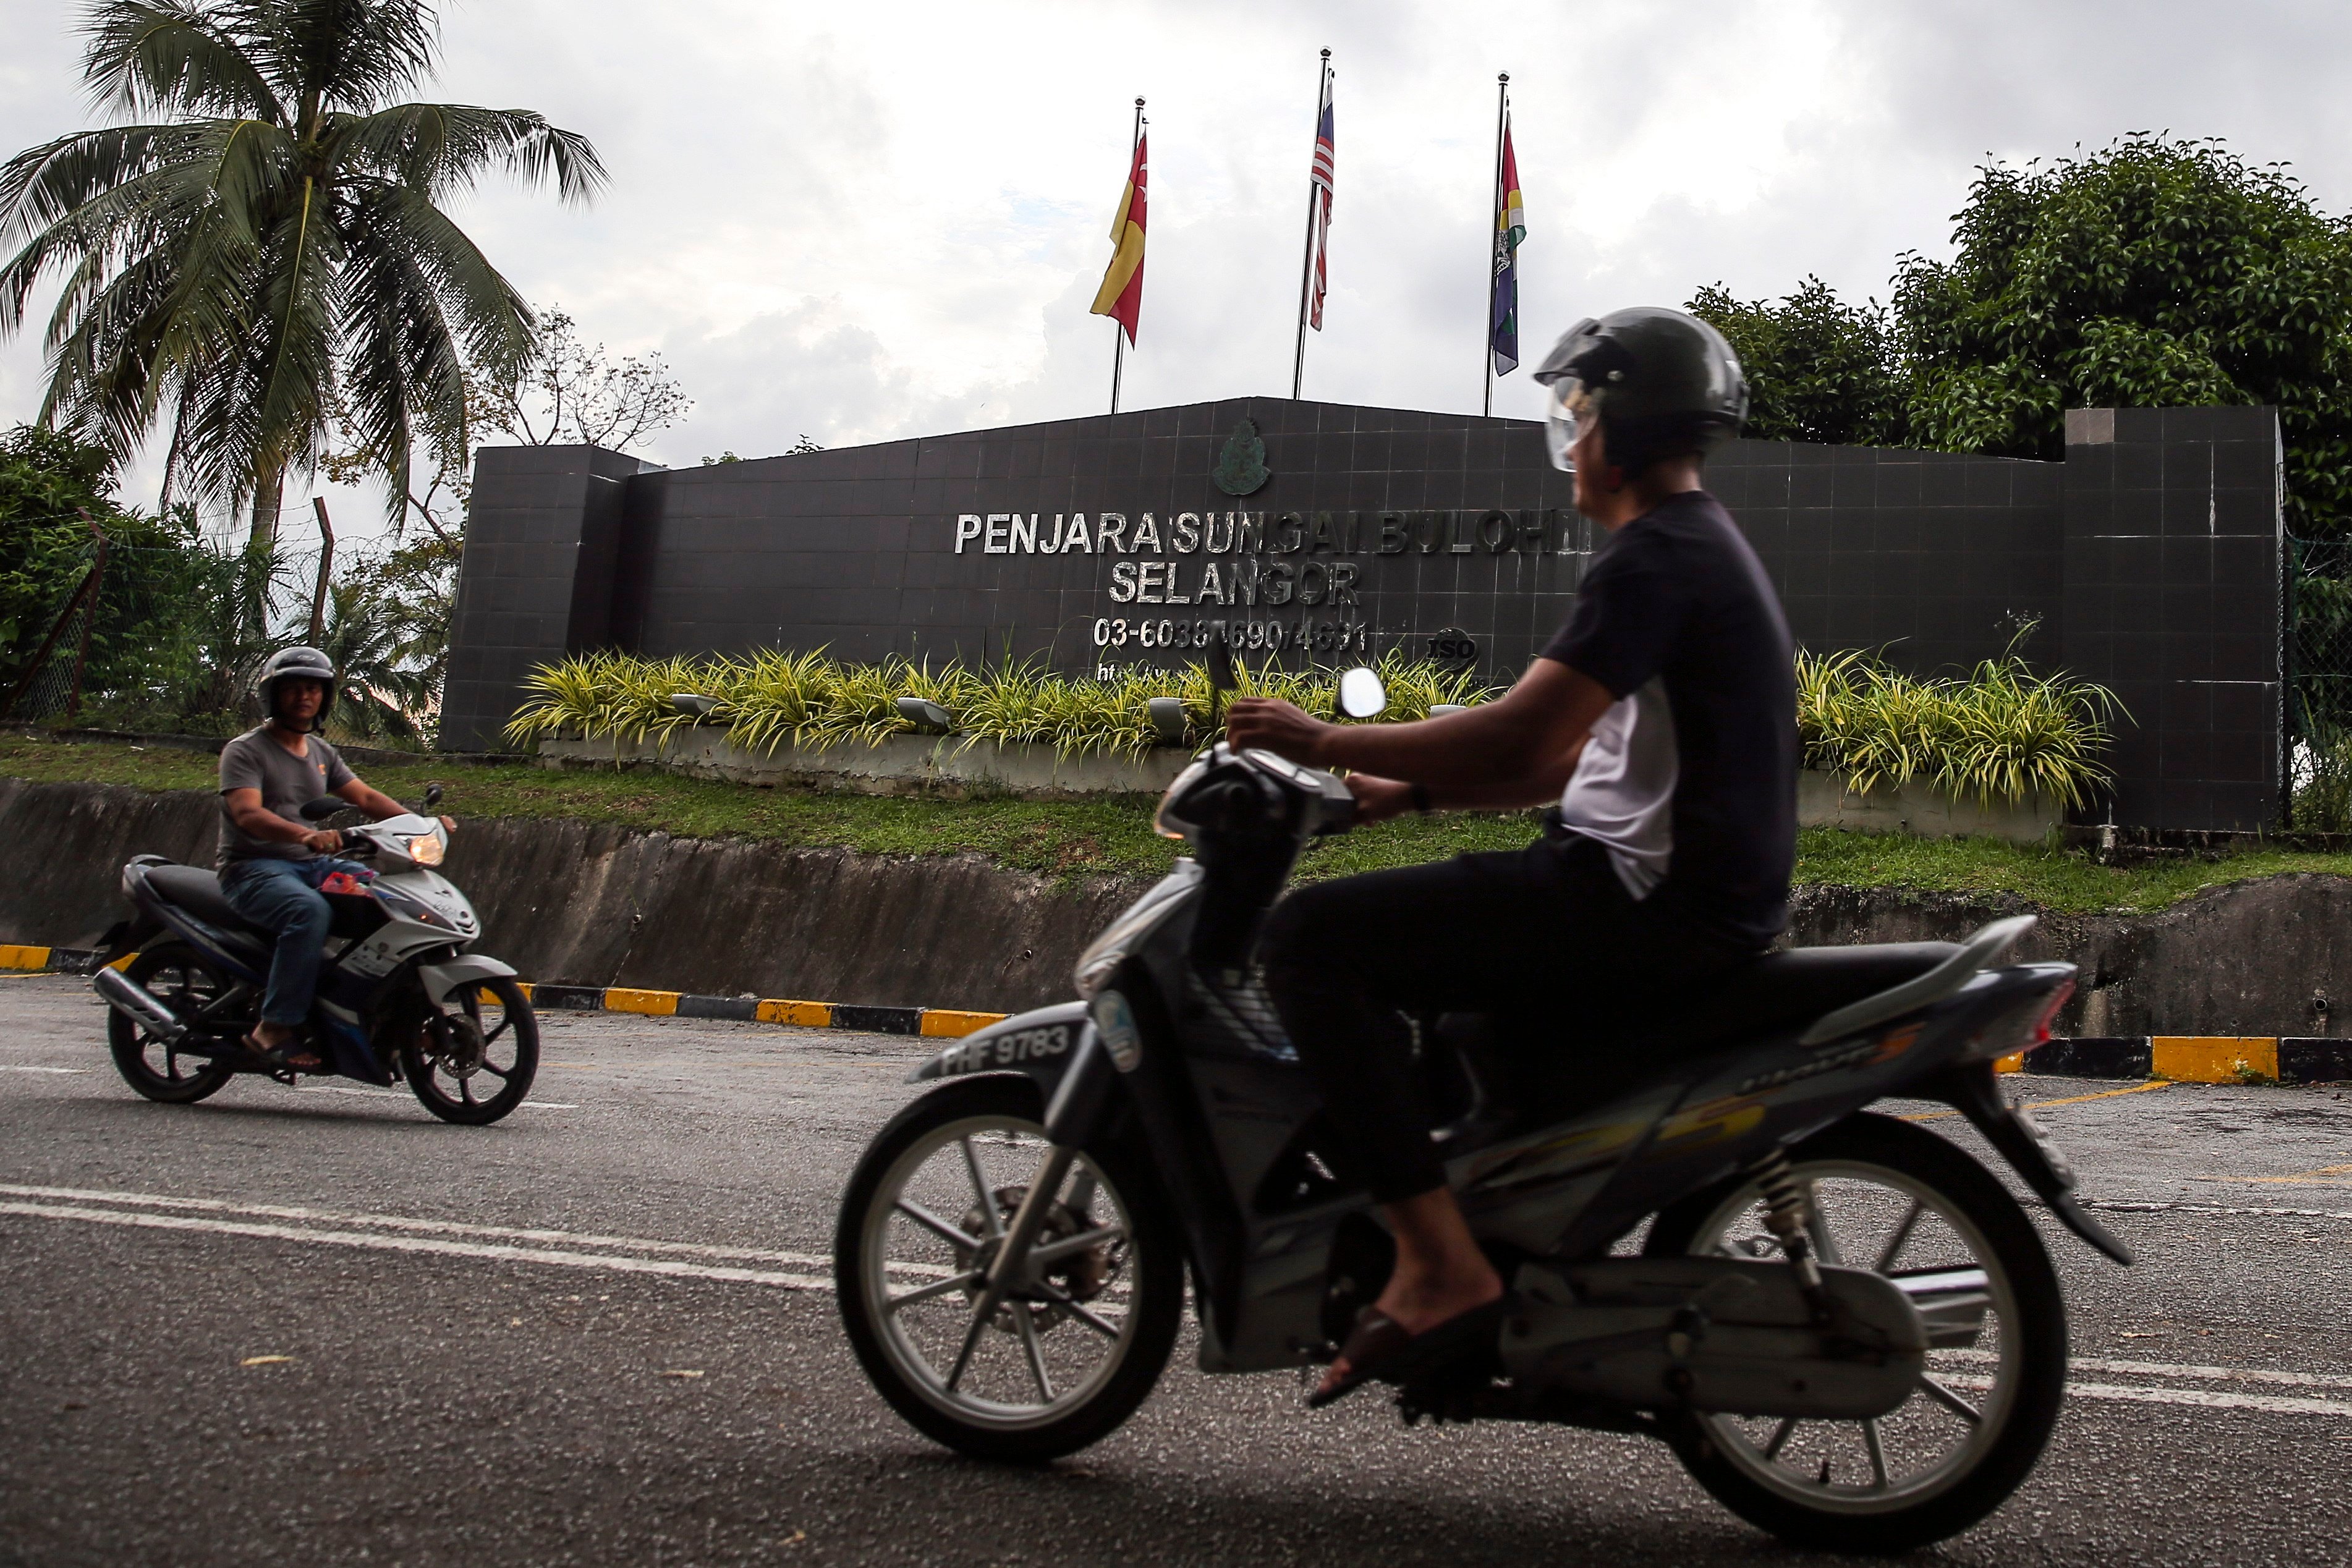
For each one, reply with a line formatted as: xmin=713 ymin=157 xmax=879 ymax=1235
xmin=535 ymin=731 xmax=2063 ymax=844
xmin=1 ymin=776 xmax=2343 ymax=1031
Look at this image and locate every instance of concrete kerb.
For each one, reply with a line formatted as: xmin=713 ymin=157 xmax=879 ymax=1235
xmin=11 ymin=941 xmax=2352 ymax=1082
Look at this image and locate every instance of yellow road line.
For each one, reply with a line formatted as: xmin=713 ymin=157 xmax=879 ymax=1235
xmin=2197 ymin=1163 xmax=2352 ymax=1187
xmin=1904 ymin=1079 xmax=2173 ymax=1122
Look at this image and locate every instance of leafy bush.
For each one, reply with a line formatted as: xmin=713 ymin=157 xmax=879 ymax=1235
xmin=1697 ymin=135 xmax=2352 ymax=538
xmin=505 ymin=651 xmax=1496 ymax=763
xmin=1797 ymin=649 xmax=2120 ymax=808
xmin=511 ymin=647 xmax=2120 ymax=807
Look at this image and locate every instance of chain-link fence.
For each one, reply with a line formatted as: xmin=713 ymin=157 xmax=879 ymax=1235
xmin=2288 ymin=536 xmax=2352 ymax=830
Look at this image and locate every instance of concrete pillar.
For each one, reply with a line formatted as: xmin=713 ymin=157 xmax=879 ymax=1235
xmin=439 ymin=444 xmax=644 ymax=753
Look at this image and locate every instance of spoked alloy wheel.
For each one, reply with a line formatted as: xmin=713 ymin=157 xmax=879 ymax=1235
xmin=1646 ymin=1114 xmax=2067 ymax=1554
xmin=106 ymin=946 xmax=240 ymax=1104
xmin=834 ymin=1077 xmax=1183 ymax=1463
xmin=398 ymin=977 xmax=539 ymax=1125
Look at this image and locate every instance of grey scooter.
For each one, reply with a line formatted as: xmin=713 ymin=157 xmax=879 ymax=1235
xmin=834 ymin=667 xmax=2128 ymax=1554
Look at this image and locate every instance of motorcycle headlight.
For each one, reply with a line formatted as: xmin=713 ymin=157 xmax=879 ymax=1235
xmin=405 ymin=833 xmax=445 ymax=867
xmin=1073 ymin=862 xmax=1202 ymax=998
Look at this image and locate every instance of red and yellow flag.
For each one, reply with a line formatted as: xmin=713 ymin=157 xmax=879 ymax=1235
xmin=1090 ymin=133 xmax=1147 ymax=344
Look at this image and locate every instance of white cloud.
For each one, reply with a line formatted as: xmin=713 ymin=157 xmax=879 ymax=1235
xmin=7 ymin=0 xmax=2352 ymax=548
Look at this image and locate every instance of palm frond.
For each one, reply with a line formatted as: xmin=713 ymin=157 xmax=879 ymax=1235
xmin=79 ymin=1 xmax=284 ymax=122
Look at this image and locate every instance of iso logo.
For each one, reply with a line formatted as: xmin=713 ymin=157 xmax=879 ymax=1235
xmin=1426 ymin=627 xmax=1477 ymax=672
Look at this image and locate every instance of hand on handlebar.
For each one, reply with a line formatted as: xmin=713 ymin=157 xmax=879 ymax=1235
xmin=1223 ymin=697 xmax=1330 ymax=763
xmin=1344 ymin=774 xmax=1417 ymax=824
xmin=300 ymin=828 xmax=345 ymax=854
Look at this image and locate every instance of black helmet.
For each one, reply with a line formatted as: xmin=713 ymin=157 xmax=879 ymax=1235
xmin=1530 ymin=307 xmax=1747 ymax=473
xmin=255 ymin=645 xmax=339 ymax=732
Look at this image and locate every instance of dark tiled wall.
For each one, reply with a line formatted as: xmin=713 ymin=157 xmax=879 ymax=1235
xmin=1712 ymin=446 xmax=2063 ymax=674
xmin=441 ymin=398 xmax=2285 ymax=831
xmin=608 ymin=398 xmax=1584 ymax=677
xmin=2061 ymin=406 xmax=2285 ymax=831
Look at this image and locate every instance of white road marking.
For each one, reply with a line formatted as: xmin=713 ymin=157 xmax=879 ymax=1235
xmin=2084 ymin=1200 xmax=2352 ymax=1223
xmin=0 ymin=1183 xmax=835 ymax=1270
xmin=1941 ymin=1373 xmax=2352 ymax=1420
xmin=291 ymin=1083 xmax=577 ymax=1109
xmin=22 ymin=1187 xmax=2323 ymax=1415
xmin=0 ymin=1199 xmax=835 ymax=1292
xmin=1943 ymin=1347 xmax=2352 ymax=1393
xmin=0 ymin=1064 xmax=90 ymax=1074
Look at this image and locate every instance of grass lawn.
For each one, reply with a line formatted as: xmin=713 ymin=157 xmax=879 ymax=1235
xmin=6 ymin=734 xmax=2348 ymax=915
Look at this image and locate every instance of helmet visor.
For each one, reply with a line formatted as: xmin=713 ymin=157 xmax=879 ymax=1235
xmin=1542 ymin=379 xmax=1589 ymax=473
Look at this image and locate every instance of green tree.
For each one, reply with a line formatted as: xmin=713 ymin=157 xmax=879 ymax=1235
xmin=0 ymin=423 xmax=221 ymax=716
xmin=1689 ymin=277 xmax=1908 ymax=446
xmin=0 ymin=0 xmax=605 ymax=551
xmin=1895 ymin=136 xmax=2352 ymax=533
xmin=315 ymin=575 xmax=430 ymax=740
xmin=1704 ymin=137 xmax=2352 ymax=536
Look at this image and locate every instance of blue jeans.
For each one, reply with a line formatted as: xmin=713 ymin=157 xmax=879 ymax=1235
xmin=219 ymin=857 xmax=369 ymax=1026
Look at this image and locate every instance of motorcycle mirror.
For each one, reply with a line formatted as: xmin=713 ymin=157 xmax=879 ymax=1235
xmin=422 ymin=782 xmax=444 ymax=810
xmin=1206 ymin=627 xmax=1236 ymax=693
xmin=1337 ymin=666 xmax=1388 ymax=719
xmin=298 ymin=796 xmax=346 ymax=822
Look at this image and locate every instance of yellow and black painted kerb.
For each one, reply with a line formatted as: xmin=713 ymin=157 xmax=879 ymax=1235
xmin=2 ymin=944 xmax=1006 ymax=1040
xmin=9 ymin=943 xmax=2352 ymax=1075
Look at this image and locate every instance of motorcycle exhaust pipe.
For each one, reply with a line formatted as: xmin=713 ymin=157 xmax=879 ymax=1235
xmin=93 ymin=965 xmax=187 ymax=1044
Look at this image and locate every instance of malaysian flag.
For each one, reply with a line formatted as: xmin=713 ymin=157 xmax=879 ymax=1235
xmin=1307 ymin=83 xmax=1335 ymax=329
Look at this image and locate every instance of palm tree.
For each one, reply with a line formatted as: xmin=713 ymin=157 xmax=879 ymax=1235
xmin=0 ymin=0 xmax=605 ymax=548
xmin=316 ymin=575 xmax=431 ymax=740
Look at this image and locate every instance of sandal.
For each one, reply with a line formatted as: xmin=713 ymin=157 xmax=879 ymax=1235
xmin=1307 ymin=1293 xmax=1511 ymax=1410
xmin=242 ymin=1033 xmax=323 ymax=1074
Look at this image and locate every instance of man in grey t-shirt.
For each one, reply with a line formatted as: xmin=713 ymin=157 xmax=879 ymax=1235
xmin=216 ymin=647 xmax=428 ymax=1070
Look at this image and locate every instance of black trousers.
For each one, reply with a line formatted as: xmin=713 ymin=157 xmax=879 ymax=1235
xmin=1257 ymin=834 xmax=1755 ymax=1203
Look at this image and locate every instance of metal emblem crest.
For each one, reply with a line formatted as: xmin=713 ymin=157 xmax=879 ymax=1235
xmin=1212 ymin=418 xmax=1270 ymax=496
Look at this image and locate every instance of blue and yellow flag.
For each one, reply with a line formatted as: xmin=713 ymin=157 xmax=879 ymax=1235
xmin=1490 ymin=117 xmax=1525 ymax=375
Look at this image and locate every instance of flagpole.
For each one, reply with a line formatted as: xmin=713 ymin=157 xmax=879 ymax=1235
xmin=1291 ymin=49 xmax=1331 ymax=400
xmin=1110 ymin=97 xmax=1144 ymax=415
xmin=1482 ymin=72 xmax=1508 ymax=418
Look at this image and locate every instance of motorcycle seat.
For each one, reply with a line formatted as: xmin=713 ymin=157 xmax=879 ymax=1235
xmin=1637 ymin=941 xmax=1965 ymax=1055
xmin=1433 ymin=941 xmax=1967 ymax=1140
xmin=146 ymin=864 xmax=265 ymax=933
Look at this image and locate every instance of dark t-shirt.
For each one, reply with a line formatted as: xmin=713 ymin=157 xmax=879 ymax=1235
xmin=1540 ymin=489 xmax=1796 ymax=949
xmin=217 ymin=728 xmax=355 ymax=867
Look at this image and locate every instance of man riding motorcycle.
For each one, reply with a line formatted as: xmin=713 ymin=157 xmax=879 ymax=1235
xmin=1223 ymin=307 xmax=1793 ymax=1407
xmin=216 ymin=646 xmax=449 ymax=1072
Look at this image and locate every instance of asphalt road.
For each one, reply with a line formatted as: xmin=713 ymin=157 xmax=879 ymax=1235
xmin=2 ymin=970 xmax=2349 ymax=1567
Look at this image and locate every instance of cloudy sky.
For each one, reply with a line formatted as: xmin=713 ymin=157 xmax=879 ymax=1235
xmin=7 ymin=0 xmax=2352 ymax=548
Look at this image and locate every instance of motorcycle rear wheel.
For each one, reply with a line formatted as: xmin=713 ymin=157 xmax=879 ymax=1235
xmin=398 ymin=977 xmax=539 ymax=1125
xmin=1645 ymin=1113 xmax=2067 ymax=1555
xmin=834 ymin=1077 xmax=1184 ymax=1464
xmin=106 ymin=945 xmax=239 ymax=1104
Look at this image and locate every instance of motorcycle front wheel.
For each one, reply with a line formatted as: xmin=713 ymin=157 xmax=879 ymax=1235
xmin=397 ymin=976 xmax=540 ymax=1125
xmin=1645 ymin=1112 xmax=2068 ymax=1555
xmin=834 ymin=1077 xmax=1184 ymax=1464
